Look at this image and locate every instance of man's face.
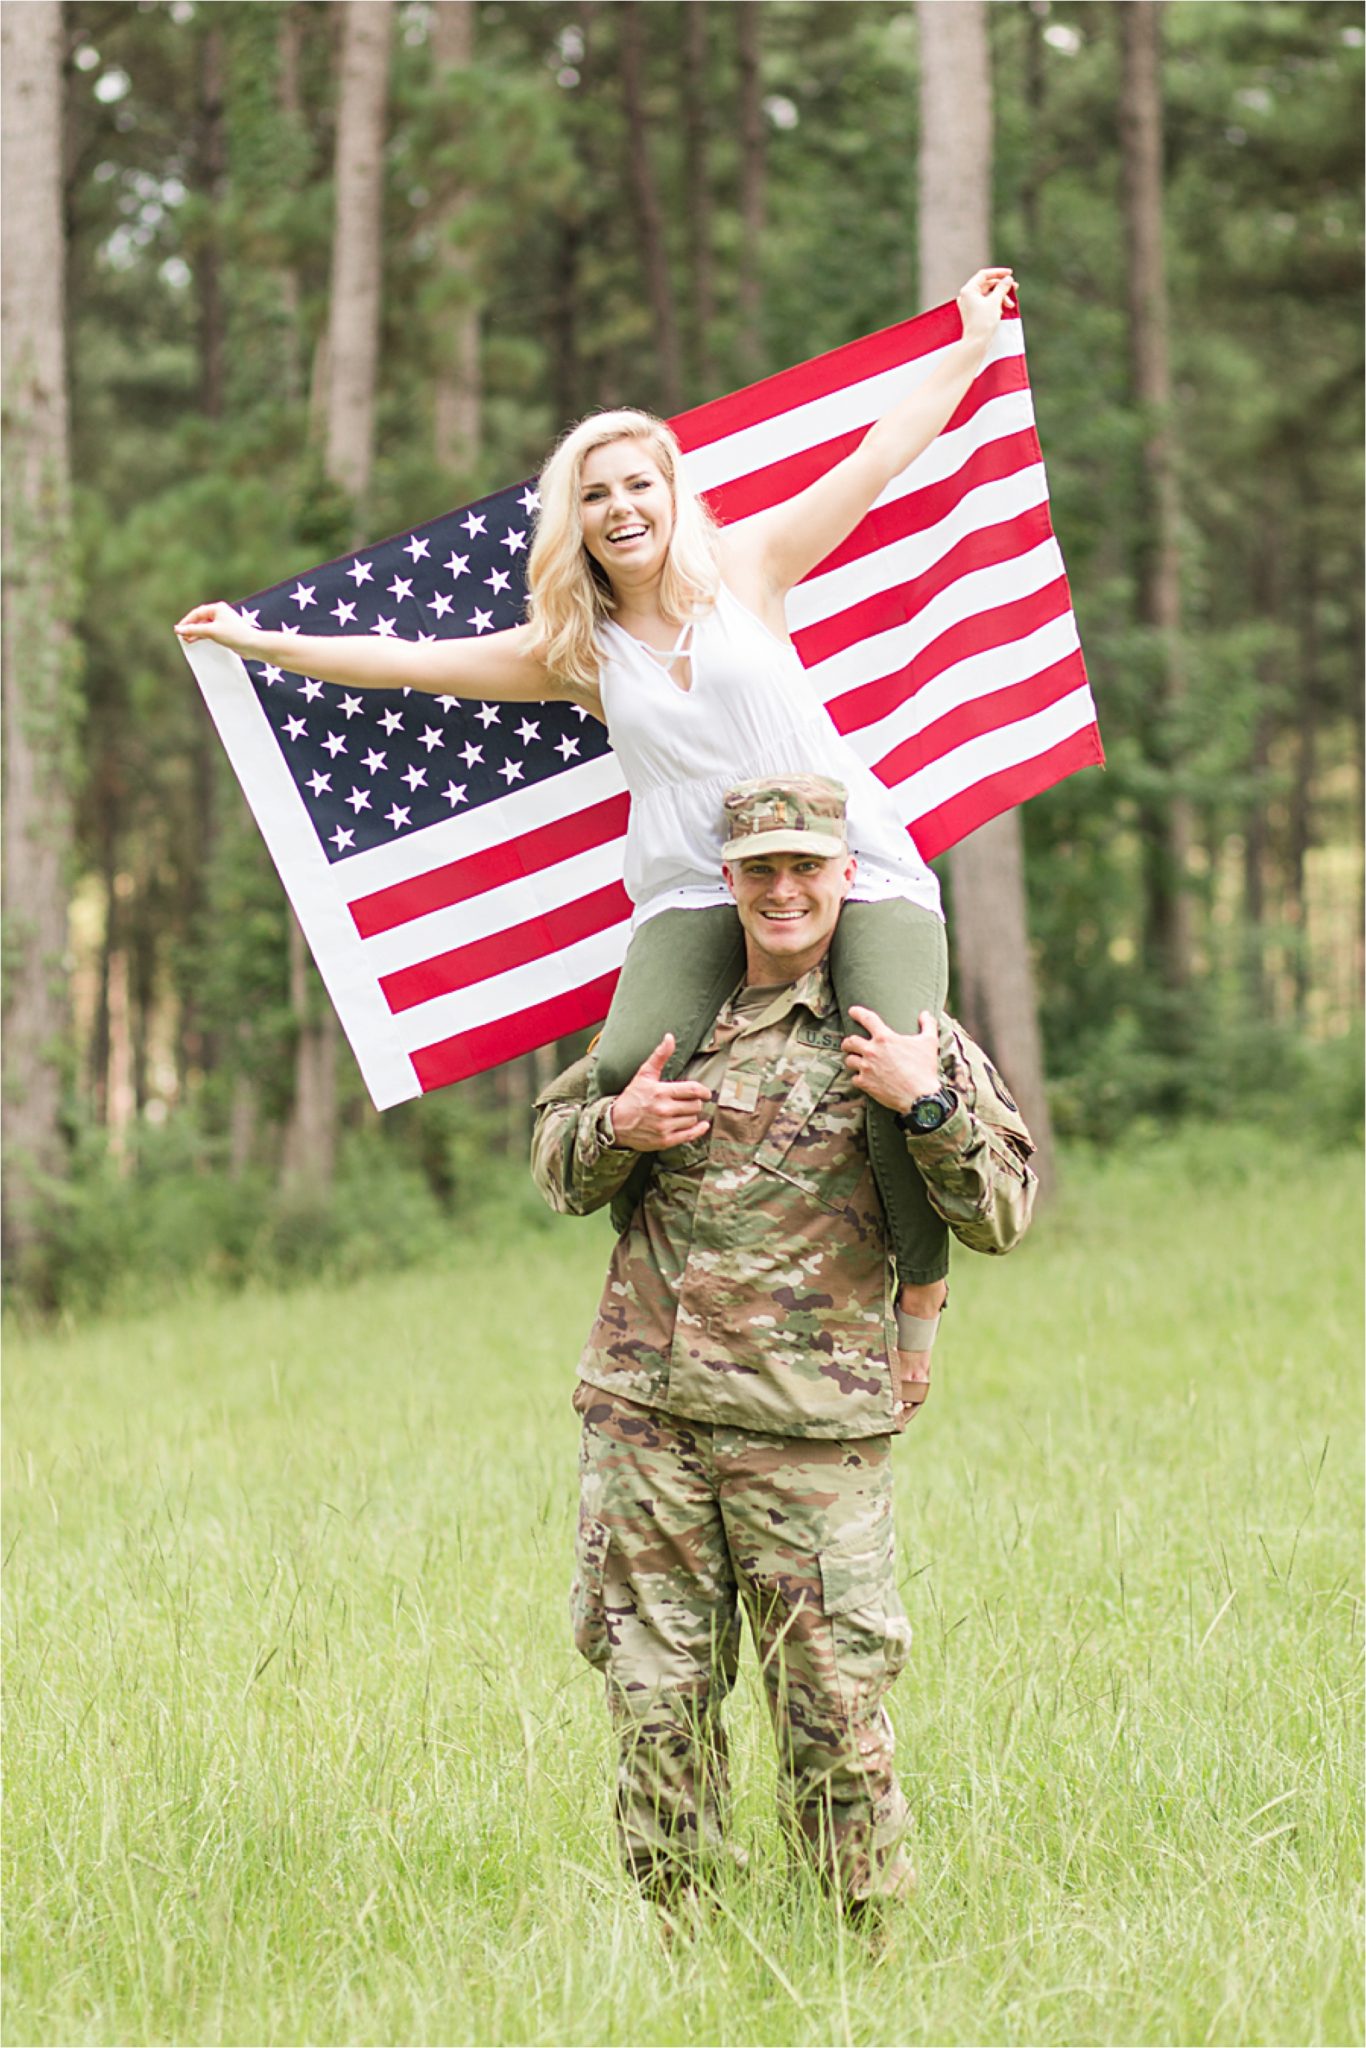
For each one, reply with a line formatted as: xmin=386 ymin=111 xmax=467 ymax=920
xmin=723 ymin=849 xmax=857 ymax=986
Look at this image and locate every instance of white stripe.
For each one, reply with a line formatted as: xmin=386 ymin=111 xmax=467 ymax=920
xmin=840 ymin=612 xmax=1085 ymax=768
xmin=335 ymin=746 xmax=625 ymax=897
xmin=789 ymin=466 xmax=1052 ymax=635
xmin=394 ymin=919 xmax=632 ymax=1054
xmin=888 ymin=687 xmax=1098 ymax=820
xmin=359 ymin=836 xmax=626 ymax=979
xmin=183 ymin=640 xmax=422 ymax=1109
xmin=680 ymin=323 xmax=1026 ymax=495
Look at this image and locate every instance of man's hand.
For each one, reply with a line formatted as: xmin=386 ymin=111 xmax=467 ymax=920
xmin=607 ymin=1035 xmax=712 ymax=1153
xmin=841 ymin=1006 xmax=942 ymax=1113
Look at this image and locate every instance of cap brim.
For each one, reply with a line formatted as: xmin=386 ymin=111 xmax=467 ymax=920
xmin=722 ymin=831 xmax=848 ymax=861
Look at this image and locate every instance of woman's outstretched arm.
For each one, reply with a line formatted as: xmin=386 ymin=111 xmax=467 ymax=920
xmin=726 ymin=267 xmax=1016 ymax=602
xmin=173 ymin=603 xmax=572 ymax=706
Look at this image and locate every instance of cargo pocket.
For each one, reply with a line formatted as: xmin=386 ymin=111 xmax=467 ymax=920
xmin=570 ymin=1512 xmax=612 ymax=1669
xmin=819 ymin=1536 xmax=912 ymax=1712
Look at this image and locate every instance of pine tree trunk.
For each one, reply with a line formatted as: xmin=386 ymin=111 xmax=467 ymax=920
xmin=2 ymin=0 xmax=74 ymax=1276
xmin=285 ymin=0 xmax=393 ymax=1192
xmin=1118 ymin=0 xmax=1193 ymax=998
xmin=683 ymin=0 xmax=714 ymax=399
xmin=916 ymin=0 xmax=1056 ymax=1193
xmin=736 ymin=0 xmax=765 ymax=374
xmin=323 ymin=0 xmax=393 ymax=505
xmin=619 ymin=1 xmax=682 ymax=414
xmin=277 ymin=3 xmax=306 ymax=406
xmin=430 ymin=0 xmax=481 ymax=479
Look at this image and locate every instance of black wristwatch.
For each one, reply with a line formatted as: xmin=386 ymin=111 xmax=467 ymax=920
xmin=895 ymin=1087 xmax=958 ymax=1135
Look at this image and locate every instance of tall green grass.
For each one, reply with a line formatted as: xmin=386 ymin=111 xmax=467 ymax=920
xmin=5 ymin=1129 xmax=1362 ymax=2046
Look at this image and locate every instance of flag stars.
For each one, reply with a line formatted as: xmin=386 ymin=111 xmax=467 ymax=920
xmin=346 ymin=559 xmax=374 ymax=585
xmin=374 ymin=616 xmax=397 ymax=638
xmin=362 ymin=747 xmax=388 ymax=775
xmin=498 ymin=760 xmax=525 ymax=785
xmin=339 ymin=693 xmax=365 ymax=720
xmin=345 ymin=786 xmax=372 ymax=814
xmin=436 ymin=695 xmax=459 ymax=712
xmin=403 ymin=535 xmax=431 ymax=563
xmin=555 ymin=734 xmax=581 ymax=761
xmin=262 ymin=663 xmax=283 ymax=685
xmin=475 ymin=703 xmax=501 ymax=728
xmin=418 ymin=725 xmax=445 ymax=753
xmin=331 ymin=825 xmax=355 ymax=853
xmin=239 ymin=607 xmax=262 ymax=628
xmin=459 ymin=741 xmax=483 ymax=768
xmin=501 ymin=528 xmax=527 ymax=555
xmin=322 ymin=731 xmax=348 ymax=758
xmin=387 ymin=575 xmax=414 ymax=603
xmin=379 ymin=707 xmax=405 ymax=735
xmin=299 ymin=677 xmax=325 ymax=701
xmin=290 ymin=582 xmax=316 ymax=609
xmin=444 ymin=552 xmax=470 ymax=579
xmin=442 ymin=781 xmax=467 ymax=807
xmin=401 ymin=764 xmax=428 ymax=791
xmin=515 ymin=717 xmax=540 ymax=746
xmin=427 ymin=592 xmax=454 ymax=619
xmin=385 ymin=803 xmax=412 ymax=831
xmin=284 ymin=715 xmax=308 ymax=741
xmin=331 ymin=599 xmax=358 ymax=626
xmin=518 ymin=485 xmax=541 ymax=515
xmin=484 ymin=567 xmax=511 ymax=595
xmin=462 ymin=512 xmax=487 ymax=538
xmin=307 ymin=770 xmax=332 ymax=797
xmin=468 ymin=608 xmax=494 ymax=633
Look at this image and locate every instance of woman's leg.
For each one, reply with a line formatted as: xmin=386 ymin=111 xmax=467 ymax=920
xmin=592 ymin=905 xmax=745 ymax=1096
xmin=828 ymin=900 xmax=951 ymax=1292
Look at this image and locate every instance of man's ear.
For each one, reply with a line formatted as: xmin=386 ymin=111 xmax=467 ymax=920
xmin=840 ymin=855 xmax=857 ymax=897
xmin=722 ymin=861 xmax=737 ymax=899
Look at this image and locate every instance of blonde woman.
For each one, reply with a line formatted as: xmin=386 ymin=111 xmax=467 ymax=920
xmin=177 ymin=266 xmax=1016 ymax=1343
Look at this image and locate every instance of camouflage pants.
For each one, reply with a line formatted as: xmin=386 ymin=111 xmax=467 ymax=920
xmin=570 ymin=1384 xmax=915 ymax=1903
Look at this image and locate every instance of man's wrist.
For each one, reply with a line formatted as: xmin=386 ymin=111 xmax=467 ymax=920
xmin=894 ymin=1086 xmax=958 ymax=1135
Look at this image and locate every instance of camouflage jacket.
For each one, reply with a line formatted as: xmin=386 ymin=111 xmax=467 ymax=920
xmin=531 ymin=961 xmax=1037 ymax=1439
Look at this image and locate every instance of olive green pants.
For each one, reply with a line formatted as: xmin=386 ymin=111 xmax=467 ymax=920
xmin=593 ymin=899 xmax=950 ymax=1284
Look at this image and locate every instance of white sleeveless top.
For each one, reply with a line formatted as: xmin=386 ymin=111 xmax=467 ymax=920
xmin=597 ymin=581 xmax=943 ymax=929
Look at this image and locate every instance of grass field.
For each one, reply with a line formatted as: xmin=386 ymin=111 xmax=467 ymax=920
xmin=4 ymin=1129 xmax=1363 ymax=2047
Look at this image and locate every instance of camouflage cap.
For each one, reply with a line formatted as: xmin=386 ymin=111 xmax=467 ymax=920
xmin=721 ymin=775 xmax=849 ymax=861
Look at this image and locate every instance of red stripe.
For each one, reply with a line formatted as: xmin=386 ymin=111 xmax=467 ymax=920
xmin=413 ymin=972 xmax=621 ymax=1089
xmin=795 ymin=503 xmax=1056 ymax=667
xmin=380 ymin=880 xmax=632 ymax=1012
xmin=829 ymin=580 xmax=1076 ymax=739
xmin=349 ymin=790 xmax=631 ymax=938
xmin=700 ymin=355 xmax=1030 ymax=528
xmin=910 ymin=723 xmax=1106 ymax=861
xmin=874 ymin=648 xmax=1091 ymax=787
xmin=669 ymin=304 xmax=968 ymax=453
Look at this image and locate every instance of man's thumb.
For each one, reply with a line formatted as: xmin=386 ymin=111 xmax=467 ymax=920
xmin=646 ymin=1033 xmax=675 ymax=1074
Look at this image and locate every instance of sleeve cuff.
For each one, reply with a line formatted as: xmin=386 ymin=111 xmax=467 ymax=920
xmin=902 ymin=1098 xmax=973 ymax=1157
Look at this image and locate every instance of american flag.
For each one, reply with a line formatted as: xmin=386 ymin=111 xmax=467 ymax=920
xmin=183 ymin=302 xmax=1102 ymax=1111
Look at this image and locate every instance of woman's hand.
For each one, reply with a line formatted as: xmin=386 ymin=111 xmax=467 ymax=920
xmin=957 ymin=266 xmax=1016 ymax=349
xmin=173 ymin=602 xmax=260 ymax=656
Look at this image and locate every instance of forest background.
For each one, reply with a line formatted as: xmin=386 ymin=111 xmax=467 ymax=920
xmin=2 ymin=0 xmax=1362 ymax=1312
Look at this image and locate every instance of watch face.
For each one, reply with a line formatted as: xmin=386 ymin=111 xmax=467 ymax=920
xmin=910 ymin=1096 xmax=946 ymax=1131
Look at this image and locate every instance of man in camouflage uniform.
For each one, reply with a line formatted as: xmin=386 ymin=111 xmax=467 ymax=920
xmin=531 ymin=775 xmax=1037 ymax=1909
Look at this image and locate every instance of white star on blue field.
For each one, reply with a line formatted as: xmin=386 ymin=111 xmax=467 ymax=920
xmin=242 ymin=481 xmax=609 ymax=862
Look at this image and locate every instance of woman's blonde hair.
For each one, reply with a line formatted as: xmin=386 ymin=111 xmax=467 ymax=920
xmin=525 ymin=409 xmax=720 ymax=698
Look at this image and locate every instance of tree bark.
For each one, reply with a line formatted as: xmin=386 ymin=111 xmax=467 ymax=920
xmin=1117 ymin=0 xmax=1194 ymax=997
xmin=430 ymin=0 xmax=481 ymax=479
xmin=277 ymin=2 xmax=306 ymax=406
xmin=916 ymin=0 xmax=1056 ymax=1192
xmin=323 ymin=0 xmax=393 ymax=506
xmin=736 ymin=0 xmax=765 ymax=375
xmin=285 ymin=0 xmax=393 ymax=1192
xmin=683 ymin=0 xmax=714 ymax=399
xmin=2 ymin=0 xmax=75 ymax=1273
xmin=619 ymin=1 xmax=682 ymax=414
